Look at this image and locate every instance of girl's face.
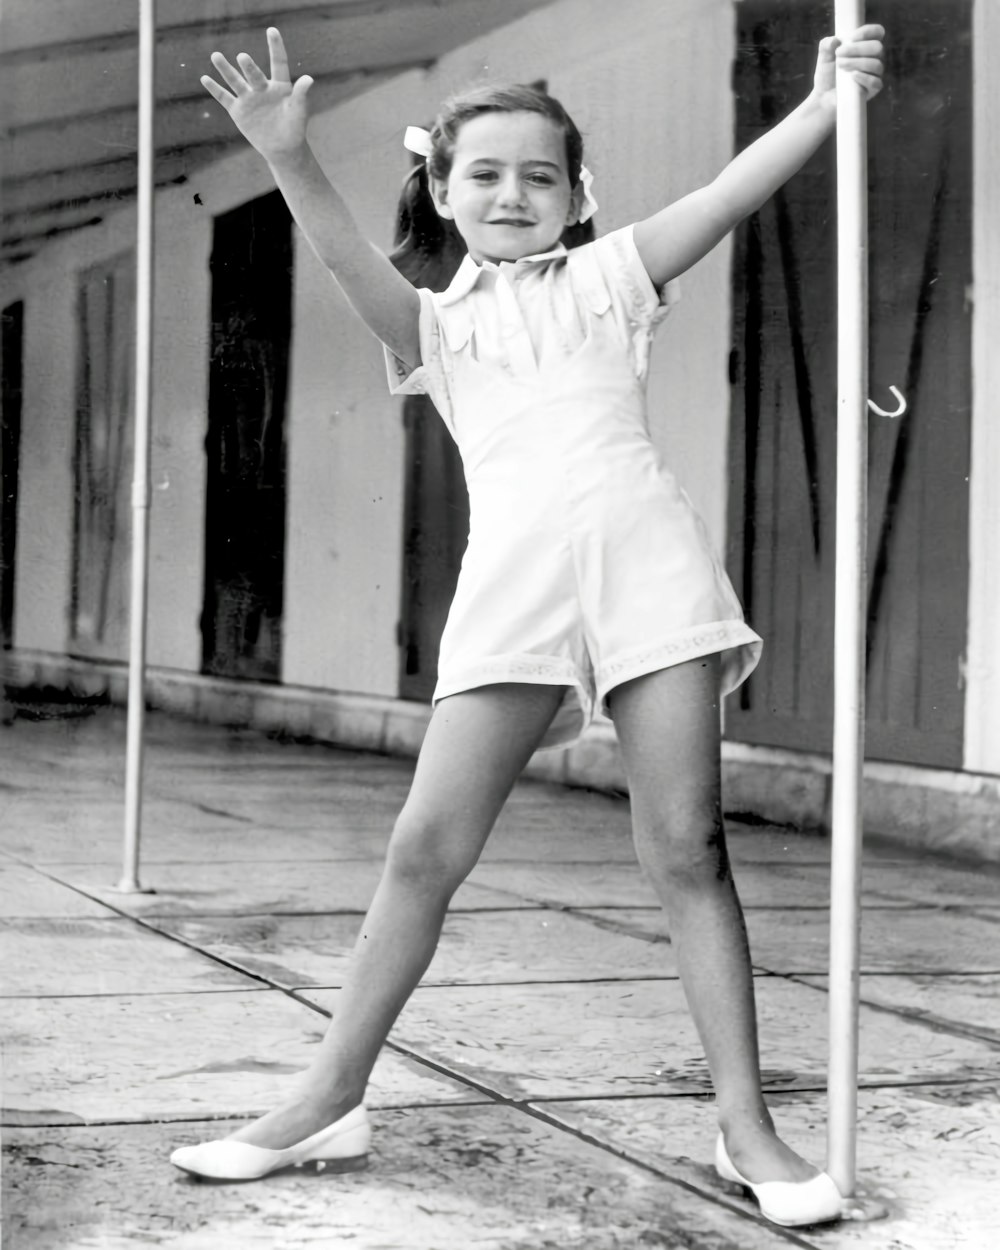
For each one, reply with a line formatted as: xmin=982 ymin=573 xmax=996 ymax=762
xmin=431 ymin=111 xmax=582 ymax=265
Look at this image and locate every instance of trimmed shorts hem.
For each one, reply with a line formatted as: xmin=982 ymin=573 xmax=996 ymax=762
xmin=595 ymin=621 xmax=763 ymax=710
xmin=433 ymin=654 xmax=593 ymax=751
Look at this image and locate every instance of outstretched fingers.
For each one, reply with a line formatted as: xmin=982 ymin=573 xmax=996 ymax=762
xmin=202 ymin=29 xmax=298 ymax=114
xmin=208 ymin=51 xmax=250 ymax=97
xmin=291 ymin=75 xmax=315 ymax=104
xmin=236 ymin=51 xmax=269 ymax=90
xmin=266 ymin=27 xmax=292 ymax=83
xmin=200 ymin=73 xmax=235 ymax=110
xmin=200 ymin=27 xmax=313 ymax=158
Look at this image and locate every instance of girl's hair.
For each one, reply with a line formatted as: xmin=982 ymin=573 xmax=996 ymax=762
xmin=390 ymin=82 xmax=595 ymax=291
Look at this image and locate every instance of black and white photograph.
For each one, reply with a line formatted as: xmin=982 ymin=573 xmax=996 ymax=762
xmin=1 ymin=1 xmax=998 ymax=1246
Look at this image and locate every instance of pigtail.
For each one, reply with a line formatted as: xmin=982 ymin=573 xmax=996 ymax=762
xmin=561 ymin=217 xmax=595 ymax=251
xmin=389 ymin=163 xmax=467 ymax=293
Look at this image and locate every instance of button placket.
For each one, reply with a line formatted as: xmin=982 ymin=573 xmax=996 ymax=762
xmin=497 ymin=267 xmax=538 ymax=375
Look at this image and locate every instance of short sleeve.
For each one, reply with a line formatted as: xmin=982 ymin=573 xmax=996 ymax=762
xmin=596 ymin=224 xmax=680 ymax=318
xmin=582 ymin=224 xmax=680 ymax=378
xmin=383 ymin=286 xmax=455 ymax=430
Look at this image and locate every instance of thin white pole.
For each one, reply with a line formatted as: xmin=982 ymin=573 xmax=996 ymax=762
xmin=118 ymin=0 xmax=156 ymax=893
xmin=827 ymin=0 xmax=868 ymax=1196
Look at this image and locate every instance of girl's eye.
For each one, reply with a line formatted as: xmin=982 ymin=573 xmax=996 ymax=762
xmin=526 ymin=174 xmax=555 ymax=187
xmin=471 ymin=171 xmax=498 ymax=182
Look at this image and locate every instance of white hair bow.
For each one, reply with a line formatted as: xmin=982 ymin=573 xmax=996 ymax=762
xmin=403 ymin=126 xmax=434 ymax=159
xmin=577 ymin=165 xmax=598 ymax=223
xmin=402 ymin=125 xmax=598 ymax=223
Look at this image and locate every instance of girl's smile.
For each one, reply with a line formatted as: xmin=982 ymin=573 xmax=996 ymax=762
xmin=431 ymin=111 xmax=581 ymax=264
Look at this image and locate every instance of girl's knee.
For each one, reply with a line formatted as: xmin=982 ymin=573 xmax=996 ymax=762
xmin=384 ymin=810 xmax=478 ymax=898
xmin=635 ymin=811 xmax=731 ymax=886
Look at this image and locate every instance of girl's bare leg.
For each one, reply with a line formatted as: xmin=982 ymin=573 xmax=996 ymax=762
xmin=608 ymin=656 xmax=817 ymax=1184
xmin=231 ymin=681 xmax=565 ymax=1149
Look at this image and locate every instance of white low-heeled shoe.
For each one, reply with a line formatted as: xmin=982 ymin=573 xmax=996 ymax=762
xmin=714 ymin=1134 xmax=844 ymax=1228
xmin=170 ymin=1105 xmax=371 ymax=1181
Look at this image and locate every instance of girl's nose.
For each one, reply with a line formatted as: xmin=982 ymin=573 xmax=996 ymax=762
xmin=496 ymin=173 xmax=524 ymax=206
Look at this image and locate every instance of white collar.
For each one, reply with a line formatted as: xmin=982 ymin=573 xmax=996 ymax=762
xmin=439 ymin=243 xmax=568 ymax=306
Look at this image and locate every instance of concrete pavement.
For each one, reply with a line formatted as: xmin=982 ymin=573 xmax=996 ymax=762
xmin=1 ymin=705 xmax=998 ymax=1249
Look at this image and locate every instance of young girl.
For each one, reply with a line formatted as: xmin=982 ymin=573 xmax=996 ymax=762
xmin=174 ymin=24 xmax=885 ymax=1228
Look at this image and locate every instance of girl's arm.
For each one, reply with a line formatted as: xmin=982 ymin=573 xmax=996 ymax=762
xmin=634 ymin=26 xmax=885 ymax=289
xmin=202 ymin=28 xmax=421 ymax=366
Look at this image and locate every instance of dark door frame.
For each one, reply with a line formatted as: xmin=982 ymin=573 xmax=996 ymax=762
xmin=1 ymin=300 xmax=24 ymax=651
xmin=202 ymin=190 xmax=292 ymax=682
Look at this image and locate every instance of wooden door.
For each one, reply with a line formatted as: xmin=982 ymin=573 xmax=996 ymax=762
xmin=70 ymin=256 xmax=135 ymax=658
xmin=726 ymin=0 xmax=972 ymax=767
xmin=202 ymin=192 xmax=291 ymax=681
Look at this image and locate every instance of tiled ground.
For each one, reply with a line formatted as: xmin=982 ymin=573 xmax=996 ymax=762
xmin=2 ymin=708 xmax=999 ymax=1249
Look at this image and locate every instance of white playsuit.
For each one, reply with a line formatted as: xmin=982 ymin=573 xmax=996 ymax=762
xmin=386 ymin=223 xmax=762 ymax=749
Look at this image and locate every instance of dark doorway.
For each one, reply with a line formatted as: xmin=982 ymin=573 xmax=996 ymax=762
xmin=203 ymin=191 xmax=292 ymax=681
xmin=726 ymin=1 xmax=972 ymax=766
xmin=1 ymin=300 xmax=23 ymax=650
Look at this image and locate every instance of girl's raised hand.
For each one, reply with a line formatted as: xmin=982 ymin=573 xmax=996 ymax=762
xmin=201 ymin=27 xmax=313 ymax=163
xmin=813 ymin=24 xmax=886 ymax=111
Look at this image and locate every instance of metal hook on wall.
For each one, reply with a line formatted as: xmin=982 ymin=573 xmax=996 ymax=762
xmin=867 ymin=385 xmax=907 ymax=419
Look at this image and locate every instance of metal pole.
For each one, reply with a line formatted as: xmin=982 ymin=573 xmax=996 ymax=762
xmin=118 ymin=0 xmax=157 ymax=893
xmin=827 ymin=0 xmax=868 ymax=1195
